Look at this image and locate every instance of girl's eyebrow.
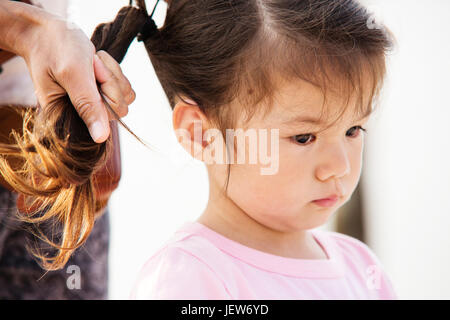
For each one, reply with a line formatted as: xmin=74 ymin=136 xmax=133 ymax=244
xmin=282 ymin=108 xmax=372 ymax=127
xmin=283 ymin=115 xmax=324 ymax=126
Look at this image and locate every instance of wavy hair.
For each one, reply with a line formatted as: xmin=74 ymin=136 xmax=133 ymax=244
xmin=0 ymin=2 xmax=150 ymax=271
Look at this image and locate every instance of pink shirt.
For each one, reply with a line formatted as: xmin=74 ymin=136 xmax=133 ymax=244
xmin=129 ymin=221 xmax=398 ymax=299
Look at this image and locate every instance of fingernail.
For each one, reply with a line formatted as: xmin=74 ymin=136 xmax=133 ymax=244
xmin=94 ymin=54 xmax=100 ymax=67
xmin=94 ymin=54 xmax=108 ymax=78
xmin=90 ymin=121 xmax=106 ymax=142
xmin=94 ymin=53 xmax=101 ymax=65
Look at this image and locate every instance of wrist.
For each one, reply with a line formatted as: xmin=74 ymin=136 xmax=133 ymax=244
xmin=0 ymin=1 xmax=55 ymax=57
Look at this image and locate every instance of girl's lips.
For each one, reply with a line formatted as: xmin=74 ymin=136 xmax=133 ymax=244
xmin=312 ymin=196 xmax=339 ymax=208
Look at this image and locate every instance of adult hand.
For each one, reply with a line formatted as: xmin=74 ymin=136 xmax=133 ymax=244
xmin=22 ymin=17 xmax=135 ymax=143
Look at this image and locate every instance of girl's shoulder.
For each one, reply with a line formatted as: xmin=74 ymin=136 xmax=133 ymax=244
xmin=147 ymin=228 xmax=236 ymax=272
xmin=129 ymin=230 xmax=234 ymax=299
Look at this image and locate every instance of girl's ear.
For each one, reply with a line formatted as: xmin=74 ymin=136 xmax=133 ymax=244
xmin=172 ymin=99 xmax=211 ymax=161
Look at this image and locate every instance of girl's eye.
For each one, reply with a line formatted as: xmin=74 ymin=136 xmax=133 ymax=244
xmin=291 ymin=126 xmax=367 ymax=146
xmin=292 ymin=134 xmax=316 ymax=145
xmin=346 ymin=125 xmax=367 ymax=138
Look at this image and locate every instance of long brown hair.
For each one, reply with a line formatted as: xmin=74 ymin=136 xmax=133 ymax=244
xmin=0 ymin=0 xmax=395 ymax=271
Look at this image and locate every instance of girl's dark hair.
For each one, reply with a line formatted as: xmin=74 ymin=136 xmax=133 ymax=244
xmin=0 ymin=0 xmax=395 ymax=270
xmin=143 ymin=0 xmax=395 ymax=190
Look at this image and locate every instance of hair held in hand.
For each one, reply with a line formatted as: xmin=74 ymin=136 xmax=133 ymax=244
xmin=0 ymin=0 xmax=152 ymax=271
xmin=0 ymin=0 xmax=395 ymax=271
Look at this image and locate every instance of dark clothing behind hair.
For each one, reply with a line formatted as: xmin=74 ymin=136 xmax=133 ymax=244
xmin=0 ymin=185 xmax=109 ymax=299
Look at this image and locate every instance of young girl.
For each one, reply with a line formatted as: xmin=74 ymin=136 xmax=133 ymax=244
xmin=130 ymin=0 xmax=397 ymax=299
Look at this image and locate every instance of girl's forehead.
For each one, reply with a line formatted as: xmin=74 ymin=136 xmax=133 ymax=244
xmin=232 ymin=74 xmax=374 ymax=130
xmin=264 ymin=81 xmax=370 ymax=128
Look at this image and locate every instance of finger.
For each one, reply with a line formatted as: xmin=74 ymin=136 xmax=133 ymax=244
xmin=60 ymin=54 xmax=111 ymax=143
xmin=96 ymin=50 xmax=135 ymax=105
xmin=94 ymin=53 xmax=129 ymax=118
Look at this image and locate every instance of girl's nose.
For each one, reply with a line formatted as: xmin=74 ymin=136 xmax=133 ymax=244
xmin=315 ymin=142 xmax=351 ymax=182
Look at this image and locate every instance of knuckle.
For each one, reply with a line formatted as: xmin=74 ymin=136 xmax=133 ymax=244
xmin=74 ymin=98 xmax=99 ymax=121
xmin=118 ymin=99 xmax=129 ymax=117
xmin=120 ymin=105 xmax=129 ymax=117
xmin=125 ymin=89 xmax=136 ymax=104
xmin=104 ymin=95 xmax=125 ymax=118
xmin=54 ymin=55 xmax=91 ymax=81
xmin=110 ymin=70 xmax=119 ymax=81
xmin=111 ymin=58 xmax=121 ymax=69
xmin=121 ymin=73 xmax=131 ymax=86
xmin=115 ymin=99 xmax=128 ymax=118
xmin=104 ymin=67 xmax=117 ymax=81
xmin=54 ymin=62 xmax=72 ymax=80
xmin=124 ymin=77 xmax=133 ymax=92
xmin=111 ymin=106 xmax=127 ymax=118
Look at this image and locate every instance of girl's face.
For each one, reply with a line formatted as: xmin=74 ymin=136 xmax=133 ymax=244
xmin=206 ymin=78 xmax=371 ymax=233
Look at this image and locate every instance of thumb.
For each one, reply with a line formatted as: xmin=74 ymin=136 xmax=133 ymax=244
xmin=63 ymin=57 xmax=110 ymax=143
